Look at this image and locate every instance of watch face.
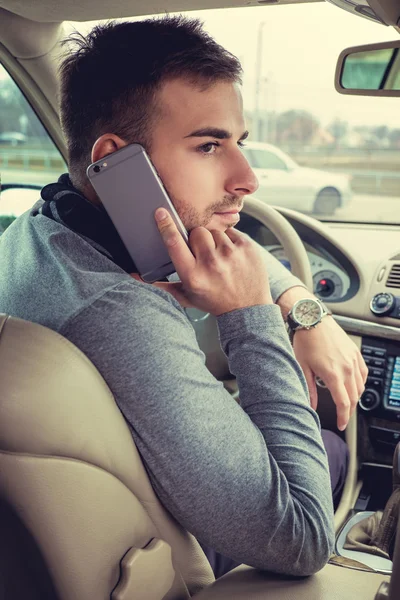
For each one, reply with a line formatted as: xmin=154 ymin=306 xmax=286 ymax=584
xmin=293 ymin=299 xmax=323 ymax=328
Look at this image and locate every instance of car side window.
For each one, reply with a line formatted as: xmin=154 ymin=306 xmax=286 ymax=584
xmin=251 ymin=149 xmax=287 ymax=170
xmin=0 ymin=63 xmax=66 ymax=232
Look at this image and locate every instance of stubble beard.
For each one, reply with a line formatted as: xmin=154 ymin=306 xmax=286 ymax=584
xmin=169 ymin=191 xmax=243 ymax=232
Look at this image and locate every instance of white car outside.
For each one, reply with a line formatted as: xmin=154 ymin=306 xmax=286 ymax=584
xmin=242 ymin=141 xmax=353 ymax=215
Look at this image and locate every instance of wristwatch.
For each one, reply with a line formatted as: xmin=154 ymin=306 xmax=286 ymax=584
xmin=286 ymin=298 xmax=332 ymax=338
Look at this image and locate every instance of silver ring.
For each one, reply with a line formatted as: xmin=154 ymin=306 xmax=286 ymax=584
xmin=315 ymin=377 xmax=327 ymax=388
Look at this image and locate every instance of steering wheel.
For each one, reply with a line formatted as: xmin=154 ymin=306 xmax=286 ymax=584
xmin=186 ymin=196 xmax=313 ymax=381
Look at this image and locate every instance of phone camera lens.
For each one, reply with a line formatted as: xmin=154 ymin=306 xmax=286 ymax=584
xmin=93 ymin=165 xmax=101 ymax=173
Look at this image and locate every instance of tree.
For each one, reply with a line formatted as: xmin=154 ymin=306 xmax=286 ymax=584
xmin=0 ymin=79 xmax=23 ymax=133
xmin=276 ymin=110 xmax=319 ymax=145
xmin=0 ymin=78 xmax=48 ymax=138
xmin=373 ymin=125 xmax=389 ymax=140
xmin=389 ymin=129 xmax=400 ymax=149
xmin=328 ymin=118 xmax=349 ymax=147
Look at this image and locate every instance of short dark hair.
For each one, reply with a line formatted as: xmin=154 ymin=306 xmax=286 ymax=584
xmin=59 ymin=16 xmax=243 ymax=189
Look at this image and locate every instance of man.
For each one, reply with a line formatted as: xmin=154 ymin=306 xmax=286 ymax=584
xmin=0 ymin=17 xmax=367 ymax=578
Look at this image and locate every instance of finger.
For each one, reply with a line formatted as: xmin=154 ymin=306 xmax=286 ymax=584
xmin=209 ymin=229 xmax=235 ymax=255
xmin=189 ymin=226 xmax=217 ymax=258
xmin=326 ymin=378 xmax=351 ymax=431
xmin=344 ymin=370 xmax=361 ymax=417
xmin=354 ymin=362 xmax=366 ymax=400
xmin=224 ymin=227 xmax=249 ymax=244
xmin=155 ymin=208 xmax=195 ymax=279
xmin=357 ymin=352 xmax=369 ymax=385
xmin=302 ymin=364 xmax=318 ymax=410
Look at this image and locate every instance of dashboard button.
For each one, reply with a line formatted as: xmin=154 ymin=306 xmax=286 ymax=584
xmin=372 ymin=349 xmax=387 ymax=358
xmin=362 ymin=346 xmax=373 ymax=356
xmin=372 ymin=358 xmax=385 ymax=368
xmin=367 ymin=377 xmax=383 ymax=389
xmin=370 ymin=293 xmax=395 ymax=316
xmin=377 ymin=267 xmax=386 ymax=282
xmin=370 ymin=367 xmax=384 ymax=378
xmin=360 ymin=389 xmax=380 ymax=411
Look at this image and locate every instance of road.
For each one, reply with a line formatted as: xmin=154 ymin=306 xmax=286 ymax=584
xmin=329 ymin=194 xmax=399 ymax=224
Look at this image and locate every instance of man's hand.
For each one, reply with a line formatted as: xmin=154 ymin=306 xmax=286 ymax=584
xmin=154 ymin=208 xmax=273 ymax=315
xmin=293 ymin=315 xmax=368 ymax=431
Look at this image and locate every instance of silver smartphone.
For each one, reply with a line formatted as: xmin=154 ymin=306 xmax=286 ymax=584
xmin=87 ymin=143 xmax=188 ymax=282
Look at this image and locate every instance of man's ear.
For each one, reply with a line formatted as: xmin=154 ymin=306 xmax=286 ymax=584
xmin=91 ymin=134 xmax=127 ymax=164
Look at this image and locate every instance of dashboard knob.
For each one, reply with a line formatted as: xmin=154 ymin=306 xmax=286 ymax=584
xmin=359 ymin=388 xmax=380 ymax=411
xmin=370 ymin=293 xmax=395 ymax=316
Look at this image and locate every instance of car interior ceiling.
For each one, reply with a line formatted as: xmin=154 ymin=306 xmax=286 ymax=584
xmin=1 ymin=0 xmax=400 ymax=599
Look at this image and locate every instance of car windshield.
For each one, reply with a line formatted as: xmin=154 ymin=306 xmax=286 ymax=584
xmin=70 ymin=3 xmax=397 ymax=225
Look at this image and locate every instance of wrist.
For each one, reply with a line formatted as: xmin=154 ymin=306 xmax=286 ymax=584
xmin=285 ymin=297 xmax=332 ymax=341
xmin=291 ymin=312 xmax=333 ymax=337
xmin=276 ymin=285 xmax=317 ymax=320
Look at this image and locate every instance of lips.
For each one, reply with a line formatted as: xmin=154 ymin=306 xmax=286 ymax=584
xmin=214 ymin=206 xmax=242 ymax=215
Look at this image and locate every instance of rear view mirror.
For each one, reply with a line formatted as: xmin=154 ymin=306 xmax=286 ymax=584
xmin=335 ymin=41 xmax=400 ymax=97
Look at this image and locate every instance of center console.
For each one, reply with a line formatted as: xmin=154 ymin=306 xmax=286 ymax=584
xmin=359 ymin=336 xmax=400 ymax=461
xmin=335 ymin=334 xmax=400 ymax=576
xmin=360 ymin=337 xmax=400 ymax=421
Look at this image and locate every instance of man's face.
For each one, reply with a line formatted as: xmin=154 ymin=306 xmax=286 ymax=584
xmin=149 ymin=78 xmax=259 ymax=232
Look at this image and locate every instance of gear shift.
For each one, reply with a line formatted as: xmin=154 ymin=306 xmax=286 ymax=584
xmin=385 ymin=442 xmax=400 ymax=559
xmin=393 ymin=441 xmax=400 ymax=492
xmin=373 ymin=444 xmax=400 ymax=600
xmin=344 ymin=443 xmax=400 ymax=560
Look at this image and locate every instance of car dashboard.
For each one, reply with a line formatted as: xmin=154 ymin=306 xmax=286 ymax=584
xmin=264 ymin=243 xmax=351 ymax=302
xmin=236 ymin=207 xmax=400 ymax=482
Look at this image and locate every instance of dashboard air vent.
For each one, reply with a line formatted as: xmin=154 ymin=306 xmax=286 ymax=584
xmin=386 ymin=264 xmax=400 ymax=289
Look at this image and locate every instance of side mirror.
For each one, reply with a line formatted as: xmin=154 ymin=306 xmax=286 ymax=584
xmin=335 ymin=41 xmax=400 ymax=97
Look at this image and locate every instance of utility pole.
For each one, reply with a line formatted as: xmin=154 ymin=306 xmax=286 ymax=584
xmin=253 ymin=21 xmax=266 ymax=141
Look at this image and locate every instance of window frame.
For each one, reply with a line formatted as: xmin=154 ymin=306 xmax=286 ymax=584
xmin=0 ymin=43 xmax=67 ymax=163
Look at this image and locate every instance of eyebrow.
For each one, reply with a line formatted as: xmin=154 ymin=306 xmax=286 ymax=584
xmin=184 ymin=127 xmax=249 ymax=142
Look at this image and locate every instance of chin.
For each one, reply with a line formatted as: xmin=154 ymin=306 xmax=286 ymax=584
xmin=223 ymin=222 xmax=237 ymax=231
xmin=207 ymin=213 xmax=240 ymax=232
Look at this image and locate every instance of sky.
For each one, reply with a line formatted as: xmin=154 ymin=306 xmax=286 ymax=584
xmin=163 ymin=2 xmax=400 ymax=129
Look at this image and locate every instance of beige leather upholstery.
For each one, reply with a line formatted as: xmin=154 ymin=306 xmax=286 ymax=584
xmin=0 ymin=312 xmax=398 ymax=600
xmin=0 ymin=314 xmax=213 ymax=599
xmin=194 ymin=563 xmax=391 ymax=600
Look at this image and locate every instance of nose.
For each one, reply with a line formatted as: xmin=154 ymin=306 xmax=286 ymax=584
xmin=225 ymin=149 xmax=259 ymax=197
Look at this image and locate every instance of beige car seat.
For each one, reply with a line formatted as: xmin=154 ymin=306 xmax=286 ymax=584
xmin=0 ymin=313 xmax=398 ymax=600
xmin=0 ymin=314 xmax=214 ymax=600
